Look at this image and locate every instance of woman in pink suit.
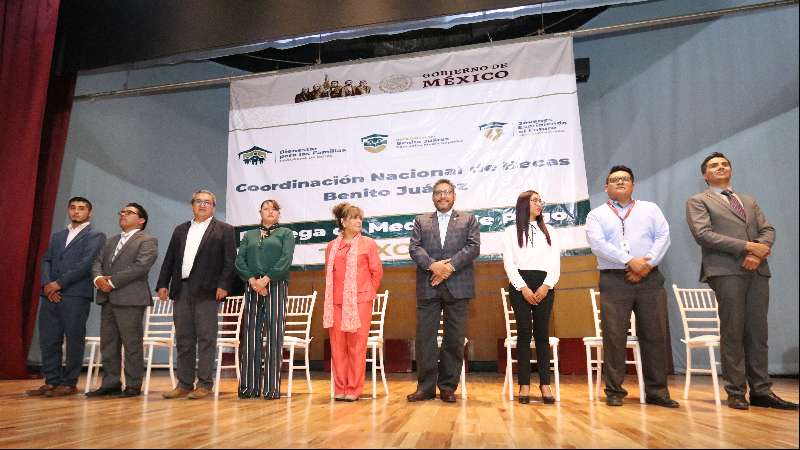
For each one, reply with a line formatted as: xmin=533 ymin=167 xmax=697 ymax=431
xmin=324 ymin=202 xmax=384 ymax=401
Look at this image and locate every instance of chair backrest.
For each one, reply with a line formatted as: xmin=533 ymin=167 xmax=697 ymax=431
xmin=500 ymin=288 xmax=516 ymax=340
xmin=285 ymin=291 xmax=317 ymax=341
xmin=218 ymin=296 xmax=245 ymax=340
xmin=589 ymin=289 xmax=637 ymax=337
xmin=369 ymin=290 xmax=390 ymax=339
xmin=671 ymin=284 xmax=720 ymax=341
xmin=144 ymin=297 xmax=174 ymax=340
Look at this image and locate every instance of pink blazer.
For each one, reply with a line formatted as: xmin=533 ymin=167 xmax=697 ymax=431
xmin=325 ymin=235 xmax=384 ymax=303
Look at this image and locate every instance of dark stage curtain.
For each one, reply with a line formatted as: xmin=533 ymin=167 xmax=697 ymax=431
xmin=0 ymin=0 xmax=75 ymax=378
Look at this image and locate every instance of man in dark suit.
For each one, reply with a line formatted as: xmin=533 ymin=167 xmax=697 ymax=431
xmin=87 ymin=202 xmax=158 ymax=398
xmin=407 ymin=179 xmax=480 ymax=403
xmin=157 ymin=190 xmax=236 ymax=400
xmin=686 ymin=152 xmax=797 ymax=410
xmin=26 ymin=197 xmax=106 ymax=397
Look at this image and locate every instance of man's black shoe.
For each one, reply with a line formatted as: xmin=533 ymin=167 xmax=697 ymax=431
xmin=750 ymin=392 xmax=799 ymax=410
xmin=727 ymin=394 xmax=749 ymax=410
xmin=85 ymin=385 xmax=122 ymax=397
xmin=406 ymin=390 xmax=436 ymax=402
xmin=606 ymin=396 xmax=623 ymax=406
xmin=645 ymin=396 xmax=680 ymax=408
xmin=115 ymin=387 xmax=142 ymax=398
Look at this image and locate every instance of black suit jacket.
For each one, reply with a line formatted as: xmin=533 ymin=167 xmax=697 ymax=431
xmin=156 ymin=218 xmax=237 ymax=300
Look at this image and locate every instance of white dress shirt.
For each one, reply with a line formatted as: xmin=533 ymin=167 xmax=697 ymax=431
xmin=502 ymin=223 xmax=561 ymax=290
xmin=436 ymin=209 xmax=452 ymax=247
xmin=182 ymin=216 xmax=212 ymax=279
xmin=65 ymin=222 xmax=90 ymax=247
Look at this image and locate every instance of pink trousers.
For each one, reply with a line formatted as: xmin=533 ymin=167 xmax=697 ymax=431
xmin=329 ymin=302 xmax=372 ymax=397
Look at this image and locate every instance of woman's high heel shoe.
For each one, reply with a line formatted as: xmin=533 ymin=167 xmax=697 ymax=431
xmin=540 ymin=385 xmax=555 ymax=404
xmin=518 ymin=386 xmax=530 ymax=404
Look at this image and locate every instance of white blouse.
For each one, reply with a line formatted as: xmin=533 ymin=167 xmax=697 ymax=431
xmin=502 ymin=223 xmax=561 ymax=291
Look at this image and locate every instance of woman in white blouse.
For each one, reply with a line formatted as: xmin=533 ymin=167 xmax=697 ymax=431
xmin=502 ymin=190 xmax=560 ymax=404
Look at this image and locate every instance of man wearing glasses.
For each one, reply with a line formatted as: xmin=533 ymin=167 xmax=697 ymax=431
xmin=156 ymin=190 xmax=236 ymax=399
xmin=585 ymin=166 xmax=678 ymax=408
xmin=87 ymin=203 xmax=158 ymax=398
xmin=407 ymin=179 xmax=480 ymax=403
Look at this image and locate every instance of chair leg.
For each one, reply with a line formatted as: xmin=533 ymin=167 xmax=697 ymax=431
xmin=552 ymin=342 xmax=560 ymax=402
xmin=168 ymin=344 xmax=176 ymax=388
xmin=460 ymin=359 xmax=467 ymax=399
xmin=633 ymin=345 xmax=645 ymax=404
xmin=286 ymin=346 xmax=295 ymax=398
xmin=214 ymin=346 xmax=223 ymax=398
xmin=329 ymin=358 xmax=335 ymax=399
xmin=585 ymin=344 xmax=593 ymax=401
xmin=708 ymin=345 xmax=721 ymax=407
xmin=234 ymin=346 xmax=241 ymax=382
xmin=85 ymin=343 xmax=97 ymax=394
xmin=379 ymin=346 xmax=388 ymax=396
xmin=595 ymin=347 xmax=603 ymax=400
xmin=144 ymin=344 xmax=154 ymax=395
xmin=505 ymin=346 xmax=513 ymax=401
xmin=684 ymin=346 xmax=693 ymax=400
xmin=371 ymin=346 xmax=377 ymax=399
xmin=304 ymin=346 xmax=312 ymax=394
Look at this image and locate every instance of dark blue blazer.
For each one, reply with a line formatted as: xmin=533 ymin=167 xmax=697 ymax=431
xmin=41 ymin=224 xmax=106 ymax=299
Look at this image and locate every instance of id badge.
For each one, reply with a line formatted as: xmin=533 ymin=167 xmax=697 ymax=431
xmin=621 ymin=239 xmax=631 ymax=254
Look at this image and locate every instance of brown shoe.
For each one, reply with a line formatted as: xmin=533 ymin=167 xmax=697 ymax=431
xmin=439 ymin=389 xmax=457 ymax=403
xmin=25 ymin=384 xmax=55 ymax=397
xmin=187 ymin=387 xmax=212 ymax=399
xmin=45 ymin=385 xmax=78 ymax=397
xmin=406 ymin=390 xmax=436 ymax=402
xmin=162 ymin=386 xmax=193 ymax=399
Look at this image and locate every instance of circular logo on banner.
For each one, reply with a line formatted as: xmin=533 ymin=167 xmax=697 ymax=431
xmin=380 ymin=74 xmax=412 ymax=93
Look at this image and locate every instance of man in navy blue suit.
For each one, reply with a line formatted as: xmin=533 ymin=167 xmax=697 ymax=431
xmin=26 ymin=197 xmax=106 ymax=397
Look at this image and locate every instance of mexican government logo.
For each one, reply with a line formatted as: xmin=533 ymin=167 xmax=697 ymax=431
xmin=238 ymin=146 xmax=271 ymax=165
xmin=479 ymin=122 xmax=507 ymax=142
xmin=361 ymin=134 xmax=389 ymax=154
xmin=379 ymin=74 xmax=413 ymax=93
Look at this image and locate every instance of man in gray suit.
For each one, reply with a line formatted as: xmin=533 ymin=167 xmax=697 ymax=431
xmin=26 ymin=197 xmax=106 ymax=397
xmin=408 ymin=179 xmax=480 ymax=403
xmin=686 ymin=152 xmax=797 ymax=410
xmin=87 ymin=203 xmax=158 ymax=398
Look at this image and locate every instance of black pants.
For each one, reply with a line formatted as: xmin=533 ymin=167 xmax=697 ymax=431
xmin=415 ymin=284 xmax=469 ymax=394
xmin=598 ymin=269 xmax=670 ymax=400
xmin=174 ymin=282 xmax=219 ymax=390
xmin=38 ymin=295 xmax=91 ymax=387
xmin=508 ymin=270 xmax=554 ymax=386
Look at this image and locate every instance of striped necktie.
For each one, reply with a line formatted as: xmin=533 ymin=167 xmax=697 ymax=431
xmin=721 ymin=190 xmax=746 ymax=221
xmin=112 ymin=234 xmax=128 ymax=262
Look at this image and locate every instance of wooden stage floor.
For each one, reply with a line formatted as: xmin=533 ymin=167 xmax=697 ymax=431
xmin=1 ymin=372 xmax=797 ymax=448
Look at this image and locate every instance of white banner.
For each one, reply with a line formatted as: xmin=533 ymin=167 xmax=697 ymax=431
xmin=227 ymin=36 xmax=589 ymax=266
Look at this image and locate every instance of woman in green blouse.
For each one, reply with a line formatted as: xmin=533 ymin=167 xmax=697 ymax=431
xmin=235 ymin=199 xmax=296 ymax=399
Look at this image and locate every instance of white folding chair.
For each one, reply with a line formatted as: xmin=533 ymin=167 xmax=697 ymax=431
xmin=283 ymin=291 xmax=317 ymax=397
xmin=84 ymin=336 xmax=102 ymax=393
xmin=143 ymin=297 xmax=176 ymax=394
xmin=214 ymin=296 xmax=245 ymax=397
xmin=437 ymin=312 xmax=468 ymax=399
xmin=672 ymin=284 xmax=722 ymax=406
xmin=583 ymin=289 xmax=645 ymax=403
xmin=500 ymin=288 xmax=561 ymax=402
xmin=330 ymin=290 xmax=390 ymax=399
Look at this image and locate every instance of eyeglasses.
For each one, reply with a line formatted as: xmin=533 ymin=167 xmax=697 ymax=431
xmin=193 ymin=199 xmax=213 ymax=206
xmin=118 ymin=209 xmax=139 ymax=217
xmin=530 ymin=199 xmax=546 ymax=205
xmin=608 ymin=176 xmax=632 ymax=184
xmin=433 ymin=190 xmax=454 ymax=197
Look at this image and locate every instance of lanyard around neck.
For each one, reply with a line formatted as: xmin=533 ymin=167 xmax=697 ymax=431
xmin=606 ymin=200 xmax=635 ymax=236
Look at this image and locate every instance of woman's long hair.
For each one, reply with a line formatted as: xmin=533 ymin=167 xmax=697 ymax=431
xmin=515 ymin=190 xmax=551 ymax=247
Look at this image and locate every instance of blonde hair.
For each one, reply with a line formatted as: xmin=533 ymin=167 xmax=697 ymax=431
xmin=332 ymin=202 xmax=363 ymax=228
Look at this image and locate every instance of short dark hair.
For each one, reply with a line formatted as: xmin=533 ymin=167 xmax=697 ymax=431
xmin=126 ymin=202 xmax=148 ymax=230
xmin=433 ymin=178 xmax=455 ymax=192
xmin=606 ymin=165 xmax=635 ymax=184
xmin=700 ymin=152 xmax=731 ymax=175
xmin=68 ymin=196 xmax=92 ymax=211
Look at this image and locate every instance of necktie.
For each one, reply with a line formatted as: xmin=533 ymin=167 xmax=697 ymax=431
xmin=112 ymin=234 xmax=127 ymax=261
xmin=721 ymin=190 xmax=746 ymax=221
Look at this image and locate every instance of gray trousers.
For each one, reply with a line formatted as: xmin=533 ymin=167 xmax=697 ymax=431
xmin=100 ymin=303 xmax=146 ymax=389
xmin=599 ymin=269 xmax=671 ymax=400
xmin=707 ymin=273 xmax=771 ymax=397
xmin=415 ymin=284 xmax=469 ymax=394
xmin=174 ymin=283 xmax=219 ymax=390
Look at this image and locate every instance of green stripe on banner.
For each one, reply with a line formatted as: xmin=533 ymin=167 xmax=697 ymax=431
xmin=235 ymin=199 xmax=590 ymax=245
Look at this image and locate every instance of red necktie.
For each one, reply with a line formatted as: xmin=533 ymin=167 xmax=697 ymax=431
xmin=721 ymin=190 xmax=746 ymax=221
